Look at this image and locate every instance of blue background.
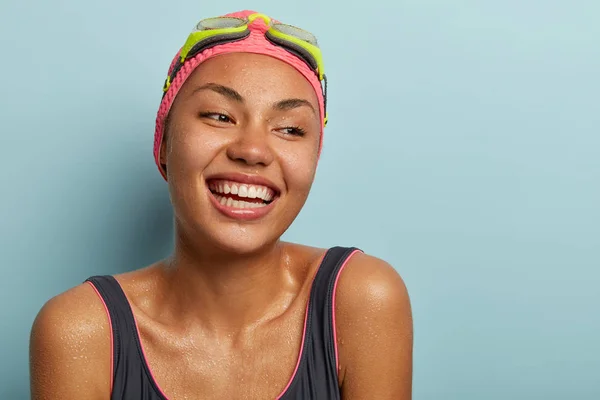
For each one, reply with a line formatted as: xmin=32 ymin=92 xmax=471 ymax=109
xmin=1 ymin=0 xmax=598 ymax=398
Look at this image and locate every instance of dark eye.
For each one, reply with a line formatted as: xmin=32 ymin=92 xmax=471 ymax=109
xmin=279 ymin=126 xmax=306 ymax=137
xmin=200 ymin=112 xmax=232 ymax=123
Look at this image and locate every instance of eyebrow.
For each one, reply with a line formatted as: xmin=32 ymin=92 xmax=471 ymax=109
xmin=273 ymin=98 xmax=316 ymax=115
xmin=191 ymin=83 xmax=244 ymax=103
xmin=191 ymin=83 xmax=316 ymax=114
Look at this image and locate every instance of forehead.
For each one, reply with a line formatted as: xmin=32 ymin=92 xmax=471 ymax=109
xmin=180 ymin=52 xmax=319 ymax=106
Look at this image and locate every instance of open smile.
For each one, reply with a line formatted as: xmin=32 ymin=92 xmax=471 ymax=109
xmin=206 ymin=177 xmax=280 ymax=220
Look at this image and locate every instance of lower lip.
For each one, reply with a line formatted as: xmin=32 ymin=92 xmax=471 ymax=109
xmin=207 ymin=190 xmax=277 ymax=221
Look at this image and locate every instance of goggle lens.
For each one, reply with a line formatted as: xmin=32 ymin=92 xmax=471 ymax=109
xmin=196 ymin=17 xmax=246 ymax=31
xmin=271 ymin=23 xmax=319 ymax=47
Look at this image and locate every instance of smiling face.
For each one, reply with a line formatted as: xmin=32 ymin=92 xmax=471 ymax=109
xmin=160 ymin=52 xmax=322 ymax=255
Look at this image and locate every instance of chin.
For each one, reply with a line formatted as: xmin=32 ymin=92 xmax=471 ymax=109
xmin=213 ymin=221 xmax=285 ymax=253
xmin=174 ymin=212 xmax=292 ymax=258
xmin=213 ymin=233 xmax=279 ymax=256
xmin=171 ymin=176 xmax=308 ymax=257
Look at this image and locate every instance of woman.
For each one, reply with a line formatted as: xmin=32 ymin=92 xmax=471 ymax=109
xmin=30 ymin=10 xmax=413 ymax=400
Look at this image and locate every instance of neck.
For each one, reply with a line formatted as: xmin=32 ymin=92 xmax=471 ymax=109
xmin=161 ymin=227 xmax=296 ymax=334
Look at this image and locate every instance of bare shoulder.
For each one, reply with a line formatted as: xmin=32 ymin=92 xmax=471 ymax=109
xmin=30 ymin=282 xmax=111 ymax=399
xmin=336 ymin=252 xmax=411 ymax=315
xmin=32 ymin=282 xmax=109 ymax=336
xmin=336 ymin=252 xmax=413 ymax=399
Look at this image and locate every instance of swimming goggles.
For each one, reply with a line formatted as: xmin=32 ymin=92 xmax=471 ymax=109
xmin=162 ymin=13 xmax=328 ymax=124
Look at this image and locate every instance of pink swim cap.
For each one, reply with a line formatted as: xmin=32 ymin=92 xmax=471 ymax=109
xmin=154 ymin=10 xmax=326 ymax=179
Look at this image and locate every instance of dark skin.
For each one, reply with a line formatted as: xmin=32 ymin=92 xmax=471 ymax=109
xmin=30 ymin=53 xmax=413 ymax=399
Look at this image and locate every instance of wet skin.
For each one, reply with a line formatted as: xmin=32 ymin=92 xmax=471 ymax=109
xmin=30 ymin=53 xmax=413 ymax=400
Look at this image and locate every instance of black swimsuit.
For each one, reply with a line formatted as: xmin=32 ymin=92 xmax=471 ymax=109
xmin=86 ymin=246 xmax=361 ymax=400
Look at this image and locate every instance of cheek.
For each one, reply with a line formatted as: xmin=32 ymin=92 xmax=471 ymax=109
xmin=280 ymin=145 xmax=319 ymax=194
xmin=167 ymin=128 xmax=224 ymax=174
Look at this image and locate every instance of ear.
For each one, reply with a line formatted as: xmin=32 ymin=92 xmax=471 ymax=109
xmin=159 ymin=118 xmax=170 ymax=173
xmin=159 ymin=137 xmax=168 ymax=167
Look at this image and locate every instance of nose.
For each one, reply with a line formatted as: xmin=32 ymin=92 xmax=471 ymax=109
xmin=226 ymin=125 xmax=274 ymax=167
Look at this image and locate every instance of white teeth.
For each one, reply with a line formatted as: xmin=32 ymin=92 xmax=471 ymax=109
xmin=214 ymin=195 xmax=268 ymax=209
xmin=210 ymin=180 xmax=276 ymax=201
